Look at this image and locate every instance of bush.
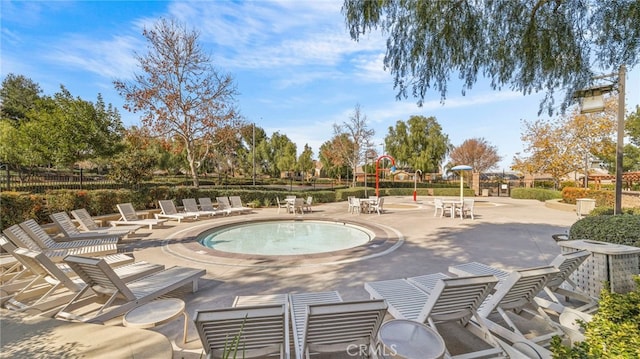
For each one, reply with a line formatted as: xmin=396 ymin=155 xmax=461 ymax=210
xmin=551 ymin=276 xmax=640 ymax=358
xmin=569 ymin=215 xmax=640 ymax=247
xmin=510 ymin=188 xmax=562 ymax=201
xmin=562 ymin=187 xmax=614 ymax=206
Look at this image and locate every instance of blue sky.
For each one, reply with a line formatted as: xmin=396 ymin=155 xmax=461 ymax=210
xmin=2 ymin=0 xmax=639 ymax=171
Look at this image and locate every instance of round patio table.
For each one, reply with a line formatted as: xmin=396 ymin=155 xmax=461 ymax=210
xmin=377 ymin=319 xmax=446 ymax=359
xmin=123 ymin=298 xmax=188 ymax=344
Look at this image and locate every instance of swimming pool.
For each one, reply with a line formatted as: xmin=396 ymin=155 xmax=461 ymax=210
xmin=199 ymin=220 xmax=373 ymax=256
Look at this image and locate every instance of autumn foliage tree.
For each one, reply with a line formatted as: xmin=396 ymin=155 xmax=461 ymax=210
xmin=449 ymin=138 xmax=501 ymax=173
xmin=513 ymin=96 xmax=618 ymax=187
xmin=114 ymin=18 xmax=241 ymax=187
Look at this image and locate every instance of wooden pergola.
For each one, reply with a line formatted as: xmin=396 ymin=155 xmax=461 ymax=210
xmin=588 ymin=171 xmax=640 ymax=190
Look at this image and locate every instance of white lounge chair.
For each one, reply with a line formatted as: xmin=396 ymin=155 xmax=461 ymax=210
xmin=1 ymin=228 xmax=132 ymax=266
xmin=4 ymin=223 xmax=118 ymax=260
xmin=18 ymin=219 xmax=119 ymax=249
xmin=449 ymin=250 xmax=597 ymax=314
xmin=182 ymin=198 xmax=218 ymax=217
xmin=70 ymin=208 xmax=142 ymax=234
xmin=57 ymin=255 xmax=205 ymax=323
xmin=5 ymin=248 xmax=163 ymax=317
xmin=215 ymin=196 xmax=246 ymax=215
xmin=198 ymin=197 xmax=230 ymax=216
xmin=50 ymin=212 xmax=130 ymax=240
xmin=229 ymin=196 xmax=252 ymax=214
xmin=289 ymin=291 xmax=387 ymax=359
xmin=194 ymin=304 xmax=290 ymax=359
xmin=445 ymin=265 xmax=564 ymax=348
xmin=156 ymin=200 xmax=199 ymax=222
xmin=115 ymin=203 xmax=169 ymax=229
xmin=366 ymin=273 xmax=516 ymax=358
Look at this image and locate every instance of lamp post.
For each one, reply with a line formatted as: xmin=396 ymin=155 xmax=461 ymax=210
xmin=413 ymin=169 xmax=422 ymax=202
xmin=575 ymin=65 xmax=625 ymax=214
xmin=375 ymin=155 xmax=396 ymax=197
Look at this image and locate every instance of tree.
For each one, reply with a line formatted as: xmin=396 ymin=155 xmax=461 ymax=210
xmin=627 ymin=106 xmax=640 ymax=146
xmin=319 ymin=134 xmax=353 ymax=181
xmin=342 ymin=1 xmax=640 ymax=114
xmin=385 ymin=115 xmax=450 ymax=173
xmin=108 ymin=128 xmax=157 ymax=185
xmin=449 ymin=138 xmax=501 ymax=173
xmin=114 ymin=18 xmax=241 ymax=187
xmin=333 ymin=104 xmax=375 ymax=186
xmin=0 ymin=73 xmax=41 ymax=122
xmin=297 ymin=144 xmax=314 ymax=181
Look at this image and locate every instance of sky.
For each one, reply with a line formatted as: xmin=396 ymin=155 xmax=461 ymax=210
xmin=2 ymin=0 xmax=639 ymax=172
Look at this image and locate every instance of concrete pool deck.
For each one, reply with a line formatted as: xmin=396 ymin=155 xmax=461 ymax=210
xmin=1 ymin=196 xmax=580 ymax=358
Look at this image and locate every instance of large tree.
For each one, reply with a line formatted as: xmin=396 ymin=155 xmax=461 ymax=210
xmin=333 ymin=104 xmax=375 ymax=186
xmin=114 ymin=18 xmax=241 ymax=187
xmin=385 ymin=115 xmax=450 ymax=173
xmin=319 ymin=133 xmax=354 ymax=181
xmin=449 ymin=138 xmax=502 ymax=173
xmin=0 ymin=73 xmax=42 ymax=123
xmin=342 ymin=1 xmax=640 ymax=113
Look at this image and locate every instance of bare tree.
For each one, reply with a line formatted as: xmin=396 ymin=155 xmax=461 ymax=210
xmin=333 ymin=104 xmax=375 ymax=186
xmin=114 ymin=18 xmax=241 ymax=187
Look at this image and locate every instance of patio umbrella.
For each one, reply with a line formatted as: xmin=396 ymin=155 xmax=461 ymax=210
xmin=451 ymin=165 xmax=473 ymax=202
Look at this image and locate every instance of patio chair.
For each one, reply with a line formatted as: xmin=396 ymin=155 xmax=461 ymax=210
xmin=366 ymin=273 xmax=520 ymax=358
xmin=18 ymin=219 xmax=119 ymax=249
xmin=229 ymin=196 xmax=252 ymax=213
xmin=1 ymin=228 xmax=132 ymax=265
xmin=290 ymin=197 xmax=305 ymax=215
xmin=70 ymin=208 xmax=142 ymax=234
xmin=57 ymin=255 xmax=205 ymax=323
xmin=198 ymin=197 xmax=230 ymax=216
xmin=50 ymin=212 xmax=130 ymax=240
xmin=114 ymin=203 xmax=169 ymax=229
xmin=182 ymin=198 xmax=218 ymax=217
xmin=156 ymin=200 xmax=199 ymax=222
xmin=194 ymin=304 xmax=290 ymax=359
xmin=369 ymin=197 xmax=384 ymax=215
xmin=348 ymin=197 xmax=361 ymax=214
xmin=456 ymin=199 xmax=475 ymax=219
xmin=289 ymin=291 xmax=387 ymax=359
xmin=449 ymin=250 xmax=597 ymax=314
xmin=4 ymin=248 xmax=164 ymax=317
xmin=303 ymin=196 xmax=313 ymax=213
xmin=276 ymin=197 xmax=291 ymax=214
xmin=433 ymin=198 xmax=445 ymax=217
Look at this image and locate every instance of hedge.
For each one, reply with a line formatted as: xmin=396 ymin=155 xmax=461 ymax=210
xmin=510 ymin=188 xmax=562 ymax=201
xmin=569 ymin=214 xmax=640 ymax=248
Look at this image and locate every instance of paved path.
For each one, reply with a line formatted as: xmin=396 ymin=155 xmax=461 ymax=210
xmin=2 ymin=196 xmax=580 ymax=358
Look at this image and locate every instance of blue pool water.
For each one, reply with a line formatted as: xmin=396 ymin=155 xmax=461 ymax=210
xmin=199 ymin=220 xmax=373 ymax=255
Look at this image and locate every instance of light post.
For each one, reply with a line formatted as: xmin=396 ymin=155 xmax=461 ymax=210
xmin=413 ymin=169 xmax=422 ymax=202
xmin=575 ymin=65 xmax=626 ymax=214
xmin=375 ymin=155 xmax=396 ymax=197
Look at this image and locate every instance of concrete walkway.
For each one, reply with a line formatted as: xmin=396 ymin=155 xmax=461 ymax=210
xmin=1 ymin=196 xmax=580 ymax=358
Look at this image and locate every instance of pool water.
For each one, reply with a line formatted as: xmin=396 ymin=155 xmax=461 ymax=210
xmin=199 ymin=220 xmax=373 ymax=255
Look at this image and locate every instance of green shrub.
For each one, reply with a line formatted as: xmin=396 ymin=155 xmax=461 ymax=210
xmin=551 ymin=276 xmax=640 ymax=358
xmin=590 ymin=206 xmax=640 ymax=216
xmin=511 ymin=188 xmax=562 ymax=201
xmin=569 ymin=215 xmax=640 ymax=247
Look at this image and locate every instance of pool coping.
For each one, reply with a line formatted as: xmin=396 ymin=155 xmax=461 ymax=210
xmin=160 ymin=214 xmax=404 ymax=267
